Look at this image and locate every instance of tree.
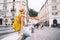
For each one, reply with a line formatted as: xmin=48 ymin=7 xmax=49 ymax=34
xmin=29 ymin=9 xmax=38 ymax=17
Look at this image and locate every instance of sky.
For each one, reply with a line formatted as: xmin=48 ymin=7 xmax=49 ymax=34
xmin=28 ymin=0 xmax=46 ymax=12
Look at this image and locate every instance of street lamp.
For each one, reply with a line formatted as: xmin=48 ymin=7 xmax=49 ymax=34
xmin=26 ymin=0 xmax=29 ymax=25
xmin=11 ymin=0 xmax=16 ymax=24
xmin=4 ymin=13 xmax=8 ymax=27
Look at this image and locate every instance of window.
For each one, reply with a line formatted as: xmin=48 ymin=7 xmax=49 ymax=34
xmin=3 ymin=4 xmax=7 ymax=10
xmin=4 ymin=0 xmax=7 ymax=2
xmin=52 ymin=12 xmax=58 ymax=15
xmin=52 ymin=0 xmax=56 ymax=3
xmin=52 ymin=5 xmax=57 ymax=10
xmin=3 ymin=0 xmax=7 ymax=10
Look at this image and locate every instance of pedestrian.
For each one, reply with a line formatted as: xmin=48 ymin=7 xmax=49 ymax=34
xmin=34 ymin=22 xmax=40 ymax=28
xmin=41 ymin=25 xmax=43 ymax=29
xmin=32 ymin=16 xmax=40 ymax=29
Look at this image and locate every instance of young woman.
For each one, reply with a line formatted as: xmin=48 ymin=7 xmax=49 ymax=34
xmin=18 ymin=7 xmax=25 ymax=36
xmin=19 ymin=8 xmax=31 ymax=40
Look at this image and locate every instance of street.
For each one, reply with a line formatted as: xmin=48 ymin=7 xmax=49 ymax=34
xmin=0 ymin=27 xmax=60 ymax=40
xmin=30 ymin=27 xmax=60 ymax=40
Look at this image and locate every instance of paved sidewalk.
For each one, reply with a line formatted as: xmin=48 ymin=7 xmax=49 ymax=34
xmin=1 ymin=32 xmax=20 ymax=40
xmin=0 ymin=27 xmax=15 ymax=35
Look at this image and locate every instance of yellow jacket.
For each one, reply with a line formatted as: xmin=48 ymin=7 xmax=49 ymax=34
xmin=13 ymin=16 xmax=21 ymax=32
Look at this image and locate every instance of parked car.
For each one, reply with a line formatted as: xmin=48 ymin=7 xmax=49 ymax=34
xmin=51 ymin=23 xmax=60 ymax=28
xmin=51 ymin=23 xmax=57 ymax=27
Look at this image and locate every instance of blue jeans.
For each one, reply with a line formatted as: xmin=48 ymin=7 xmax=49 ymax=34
xmin=25 ymin=37 xmax=31 ymax=40
xmin=22 ymin=26 xmax=32 ymax=40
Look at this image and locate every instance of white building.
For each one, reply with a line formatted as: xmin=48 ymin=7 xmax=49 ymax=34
xmin=38 ymin=0 xmax=60 ymax=27
xmin=0 ymin=0 xmax=28 ymax=26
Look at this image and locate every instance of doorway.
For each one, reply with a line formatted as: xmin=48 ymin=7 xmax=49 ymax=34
xmin=53 ymin=19 xmax=57 ymax=24
xmin=0 ymin=19 xmax=2 ymax=25
xmin=52 ymin=19 xmax=57 ymax=27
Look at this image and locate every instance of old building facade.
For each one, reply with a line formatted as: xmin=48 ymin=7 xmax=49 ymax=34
xmin=0 ymin=0 xmax=28 ymax=26
xmin=38 ymin=0 xmax=60 ymax=27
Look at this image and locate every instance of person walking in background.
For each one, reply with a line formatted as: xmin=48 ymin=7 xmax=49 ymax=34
xmin=41 ymin=23 xmax=44 ymax=29
xmin=34 ymin=22 xmax=40 ymax=28
xmin=41 ymin=25 xmax=43 ymax=29
xmin=33 ymin=16 xmax=40 ymax=29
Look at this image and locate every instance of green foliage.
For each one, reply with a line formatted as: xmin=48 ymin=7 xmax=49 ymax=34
xmin=29 ymin=9 xmax=38 ymax=17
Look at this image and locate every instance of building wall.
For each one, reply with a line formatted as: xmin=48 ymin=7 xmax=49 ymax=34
xmin=38 ymin=0 xmax=48 ymax=24
xmin=38 ymin=0 xmax=60 ymax=27
xmin=0 ymin=0 xmax=28 ymax=26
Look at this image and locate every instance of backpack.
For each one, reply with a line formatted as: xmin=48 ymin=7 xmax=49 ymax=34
xmin=12 ymin=16 xmax=21 ymax=32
